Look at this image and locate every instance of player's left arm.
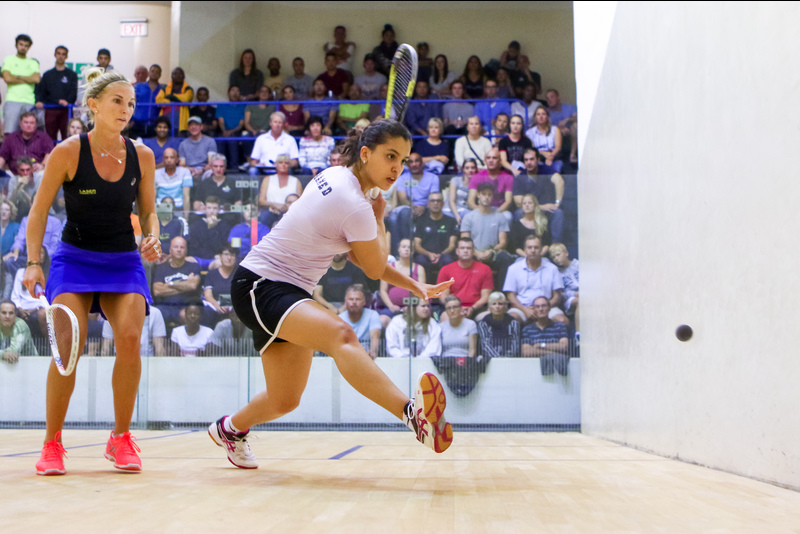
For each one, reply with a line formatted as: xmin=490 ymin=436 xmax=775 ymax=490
xmin=135 ymin=143 xmax=161 ymax=262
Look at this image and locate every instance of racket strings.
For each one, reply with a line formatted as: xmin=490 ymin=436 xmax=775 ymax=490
xmin=51 ymin=307 xmax=76 ymax=367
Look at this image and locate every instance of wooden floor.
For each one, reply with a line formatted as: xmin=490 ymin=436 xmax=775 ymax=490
xmin=1 ymin=430 xmax=799 ymax=533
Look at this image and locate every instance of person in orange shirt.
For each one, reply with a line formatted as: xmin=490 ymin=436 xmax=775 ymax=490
xmin=155 ymin=67 xmax=193 ymax=134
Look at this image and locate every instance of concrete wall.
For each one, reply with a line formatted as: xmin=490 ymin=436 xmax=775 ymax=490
xmin=576 ymin=1 xmax=800 ymax=489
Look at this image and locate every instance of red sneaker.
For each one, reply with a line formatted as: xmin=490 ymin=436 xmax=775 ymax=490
xmin=36 ymin=431 xmax=67 ymax=476
xmin=105 ymin=431 xmax=142 ymax=471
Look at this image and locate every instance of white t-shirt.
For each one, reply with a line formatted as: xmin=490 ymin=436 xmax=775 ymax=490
xmin=250 ymin=131 xmax=299 ymax=165
xmin=103 ymin=306 xmax=166 ymax=357
xmin=170 ymin=325 xmax=214 ymax=357
xmin=241 ymin=166 xmax=377 ymax=294
xmin=154 ymin=167 xmax=193 ymax=208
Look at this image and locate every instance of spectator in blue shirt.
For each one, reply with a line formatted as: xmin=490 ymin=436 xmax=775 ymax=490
xmin=338 ymin=284 xmax=382 ymax=359
xmin=130 ymin=64 xmax=163 ymax=138
xmin=521 ymin=296 xmax=570 ymax=376
xmin=396 ymin=153 xmax=440 ymax=217
xmin=216 ymin=86 xmax=247 ymax=169
xmin=143 ymin=116 xmax=182 ymax=169
xmin=227 ymin=204 xmax=270 ymax=260
xmin=404 ymin=80 xmax=441 ymax=137
xmin=474 ymin=79 xmax=512 ymax=134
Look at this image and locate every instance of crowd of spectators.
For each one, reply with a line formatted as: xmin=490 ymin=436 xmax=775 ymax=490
xmin=0 ymin=27 xmax=579 ymax=363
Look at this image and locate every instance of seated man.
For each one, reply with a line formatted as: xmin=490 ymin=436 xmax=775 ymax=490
xmin=227 ymin=204 xmax=270 ymax=260
xmin=193 ymin=153 xmax=242 ymax=211
xmin=156 ymin=197 xmax=189 ymax=245
xmin=0 ymin=299 xmax=38 ymax=363
xmin=152 ymin=236 xmax=202 ymax=328
xmin=249 ymin=112 xmax=300 ymax=171
xmin=521 ymin=296 xmax=570 ymax=376
xmin=313 ymin=253 xmax=369 ymax=314
xmin=391 ymin=152 xmax=440 ymax=249
xmin=201 ymin=245 xmax=237 ymax=327
xmin=460 ymin=182 xmax=515 ymax=289
xmin=413 ymin=191 xmax=457 ymax=281
xmin=338 ymin=284 xmax=382 ymax=360
xmin=474 ymin=79 xmax=512 ymax=134
xmin=178 ymin=116 xmax=217 ymax=180
xmin=550 ymin=243 xmax=580 ymax=335
xmin=467 ymin=148 xmax=514 ymax=216
xmin=169 ymin=302 xmax=214 ymax=357
xmin=353 ymin=53 xmax=386 ymax=100
xmin=188 ymin=86 xmax=218 ymax=136
xmin=316 ymin=51 xmax=352 ymax=99
xmin=8 ymin=157 xmax=41 ymax=219
xmin=101 ymin=305 xmax=166 ymax=357
xmin=0 ymin=112 xmax=53 ymax=176
xmin=404 ymin=80 xmax=441 ymax=137
xmin=188 ymin=196 xmax=233 ymax=263
xmin=503 ymin=235 xmax=566 ymax=325
xmin=477 ymin=291 xmax=521 ymax=358
xmin=436 ymin=237 xmax=493 ymax=321
xmin=143 ymin=116 xmax=182 ymax=169
xmin=545 ymin=89 xmax=578 ymax=163
xmin=512 ymin=148 xmax=565 ymax=243
xmin=209 ymin=312 xmax=256 ymax=357
xmin=154 ymin=147 xmax=192 ymax=210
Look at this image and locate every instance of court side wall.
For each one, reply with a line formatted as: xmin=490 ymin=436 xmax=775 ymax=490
xmin=577 ymin=2 xmax=800 ymax=489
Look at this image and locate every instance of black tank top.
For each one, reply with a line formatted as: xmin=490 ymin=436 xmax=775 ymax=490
xmin=62 ymin=133 xmax=139 ymax=252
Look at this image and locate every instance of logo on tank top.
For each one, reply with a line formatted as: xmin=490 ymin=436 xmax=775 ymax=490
xmin=79 ymin=189 xmax=96 ymax=195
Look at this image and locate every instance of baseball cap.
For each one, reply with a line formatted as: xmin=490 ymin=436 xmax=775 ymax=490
xmin=188 ymin=116 xmax=203 ymax=124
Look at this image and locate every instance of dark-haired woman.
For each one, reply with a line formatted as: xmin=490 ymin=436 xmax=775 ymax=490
xmin=372 ymin=24 xmax=399 ymax=77
xmin=429 ymin=54 xmax=458 ymax=97
xmin=461 ymin=55 xmax=487 ymax=99
xmin=208 ymin=119 xmax=455 ymax=469
xmin=298 ymin=115 xmax=335 ymax=177
xmin=229 ymin=49 xmax=264 ymax=102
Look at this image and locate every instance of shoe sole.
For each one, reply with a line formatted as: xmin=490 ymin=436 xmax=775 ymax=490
xmin=36 ymin=467 xmax=66 ymax=476
xmin=416 ymin=372 xmax=453 ymax=453
xmin=208 ymin=422 xmax=258 ymax=470
xmin=105 ymin=453 xmax=141 ymax=472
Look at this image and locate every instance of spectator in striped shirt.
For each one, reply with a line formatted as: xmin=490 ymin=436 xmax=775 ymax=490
xmin=299 ymin=115 xmax=335 ymax=177
xmin=521 ymin=296 xmax=569 ymax=376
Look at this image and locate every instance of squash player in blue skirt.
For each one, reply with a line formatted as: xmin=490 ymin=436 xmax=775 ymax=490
xmin=23 ymin=67 xmax=162 ymax=475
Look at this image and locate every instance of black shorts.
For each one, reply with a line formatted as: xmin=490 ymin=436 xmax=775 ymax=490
xmin=231 ymin=266 xmax=314 ymax=353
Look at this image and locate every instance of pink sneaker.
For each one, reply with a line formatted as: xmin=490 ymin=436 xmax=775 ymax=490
xmin=36 ymin=431 xmax=67 ymax=476
xmin=105 ymin=431 xmax=142 ymax=471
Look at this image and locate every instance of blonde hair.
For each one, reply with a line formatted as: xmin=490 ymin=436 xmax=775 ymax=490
xmin=81 ymin=67 xmax=133 ymax=124
xmin=427 ymin=117 xmax=444 ymax=132
xmin=0 ymin=198 xmax=18 ymax=221
xmin=549 ymin=243 xmax=567 ymax=258
xmin=521 ymin=193 xmax=548 ymax=238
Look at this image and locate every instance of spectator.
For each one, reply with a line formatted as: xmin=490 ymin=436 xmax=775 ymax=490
xmin=324 ymin=25 xmax=356 ymax=72
xmin=442 ymin=81 xmax=474 ymax=139
xmin=202 ymin=245 xmax=238 ymax=327
xmin=474 ymin=80 xmax=512 ymax=133
xmin=2 ymin=34 xmax=39 ymax=134
xmin=178 ymin=116 xmax=217 ymax=180
xmin=227 ymin=203 xmax=270 ymax=260
xmin=209 ymin=312 xmax=256 ymax=356
xmin=244 ymin=85 xmax=276 ymax=137
xmin=284 ymin=57 xmax=314 ymax=98
xmin=194 ymin=153 xmax=242 ymax=210
xmin=216 ymin=86 xmax=247 ymax=169
xmin=460 ymin=182 xmax=515 ymax=288
xmin=545 ymin=89 xmax=579 ymax=164
xmin=337 ymin=84 xmax=370 ymax=132
xmin=454 ymin=116 xmax=491 ymax=170
xmin=430 ymin=54 xmax=458 ymax=97
xmin=416 ymin=42 xmax=433 ymax=84
xmin=460 ymin=55 xmax=486 ymax=99
xmin=521 ymin=296 xmax=570 ymax=376
xmin=510 ymin=82 xmax=542 ymax=127
xmin=8 ymin=157 xmax=40 ymax=220
xmin=250 ymin=112 xmax=300 ymax=170
xmin=386 ymin=299 xmax=441 ymax=358
xmin=316 ymin=52 xmax=351 ymax=99
xmin=129 ymin=63 xmax=163 ymax=138
xmin=169 ymin=303 xmax=214 ymax=356
xmin=258 ymin=154 xmax=303 ymax=227
xmin=143 ymin=117 xmax=182 ymax=169
xmin=306 ymin=79 xmax=337 ymax=135
xmin=152 ymin=236 xmax=202 ymax=328
xmin=313 ymin=253 xmax=369 ymax=314
xmin=525 ymin=107 xmax=563 ymax=174
xmin=0 ymin=112 xmax=54 ymax=175
xmin=414 ymin=192 xmax=457 ymax=281
xmin=156 ymin=196 xmax=189 ymax=244
xmin=495 ymin=68 xmax=514 ymax=99
xmin=513 ymin=148 xmax=565 ymax=243
xmin=396 ymin=153 xmax=440 ymax=218
xmin=509 ymin=194 xmax=551 ymax=259
xmin=102 ymin=305 xmax=166 ymax=357
xmin=467 ymin=148 xmax=513 ymax=214
xmin=503 ymin=235 xmax=566 ymax=325
xmin=405 ymin=80 xmax=442 ymax=137
xmin=380 ymin=237 xmax=426 ymax=314
xmin=339 ymin=284 xmax=382 ymax=360
xmin=0 ymin=200 xmax=20 ymax=261
xmin=264 ymin=57 xmax=283 ymax=93
xmin=0 ymin=299 xmax=38 ymax=363
xmin=229 ymin=49 xmax=264 ymax=101
xmin=188 ymin=197 xmax=233 ymax=263
xmin=446 ymin=158 xmax=476 ymax=224
xmin=440 ymin=296 xmax=478 ymax=359
xmin=499 ymin=114 xmax=534 ymax=176
xmin=372 ymin=24 xmax=399 ymax=77
xmin=549 ymin=243 xmax=580 ymax=334
xmin=35 ymin=45 xmax=78 ymax=141
xmin=10 ymin=254 xmax=48 ymax=338
xmin=477 ymin=292 xmax=521 ymax=358
xmin=414 ymin=118 xmax=449 ymax=174
xmin=67 ymin=118 xmax=86 ymax=137
xmin=96 ymin=48 xmax=113 ymax=71
xmin=489 ymin=112 xmax=510 ymax=148
xmin=436 ymin=237 xmax=493 ymax=320
xmin=156 ymin=67 xmax=194 ymax=134
xmin=298 ymin=115 xmax=335 ymax=176
xmin=4 ymin=213 xmax=62 ymax=279
xmin=354 ymin=53 xmax=387 ymax=100
xmin=154 ymin=148 xmax=192 ymax=210
xmin=279 ymin=85 xmax=307 ymax=136
xmin=509 ymin=54 xmax=542 ymax=99
xmin=188 ymin=86 xmax=218 ymax=135
xmin=368 ymin=83 xmax=389 ymax=121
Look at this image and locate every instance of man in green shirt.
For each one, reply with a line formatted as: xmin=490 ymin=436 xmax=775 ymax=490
xmin=2 ymin=34 xmax=40 ymax=134
xmin=0 ymin=300 xmax=39 ymax=364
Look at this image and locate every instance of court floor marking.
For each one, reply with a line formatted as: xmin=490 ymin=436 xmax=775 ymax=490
xmin=1 ymin=430 xmax=200 ymax=457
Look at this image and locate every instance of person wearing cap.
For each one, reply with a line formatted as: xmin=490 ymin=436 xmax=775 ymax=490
xmin=96 ymin=48 xmax=114 ymax=71
xmin=178 ymin=116 xmax=217 ymax=180
xmin=2 ymin=34 xmax=40 ymax=134
xmin=354 ymin=54 xmax=387 ymax=100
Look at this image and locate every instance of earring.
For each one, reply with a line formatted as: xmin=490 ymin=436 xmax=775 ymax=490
xmin=362 ymin=159 xmax=366 ymax=164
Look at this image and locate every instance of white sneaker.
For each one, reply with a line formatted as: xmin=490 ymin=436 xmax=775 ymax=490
xmin=208 ymin=416 xmax=258 ymax=469
xmin=405 ymin=372 xmax=453 ymax=453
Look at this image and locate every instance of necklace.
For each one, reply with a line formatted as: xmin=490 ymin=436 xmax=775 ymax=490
xmin=90 ymin=133 xmax=126 ymax=165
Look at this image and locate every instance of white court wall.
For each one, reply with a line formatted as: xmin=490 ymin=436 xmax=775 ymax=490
xmin=576 ymin=2 xmax=800 ymax=489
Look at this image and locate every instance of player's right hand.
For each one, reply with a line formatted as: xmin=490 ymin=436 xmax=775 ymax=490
xmin=23 ymin=265 xmax=45 ymax=299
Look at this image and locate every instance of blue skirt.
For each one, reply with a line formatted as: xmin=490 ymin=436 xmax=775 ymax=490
xmin=46 ymin=241 xmax=152 ymax=317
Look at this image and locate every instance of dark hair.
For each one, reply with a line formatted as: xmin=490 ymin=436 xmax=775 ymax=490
xmin=227 ymin=85 xmax=239 ymax=94
xmin=524 ymin=234 xmax=543 ymax=246
xmin=382 ymin=24 xmax=395 ymax=37
xmin=345 ymin=283 xmax=368 ymax=300
xmin=0 ymin=299 xmax=16 ymax=311
xmin=432 ymin=54 xmax=449 ymax=84
xmin=457 ymin=236 xmax=474 ymax=247
xmin=197 ymin=86 xmax=209 ymax=94
xmin=363 ymin=53 xmax=376 ymax=63
xmin=339 ymin=118 xmax=411 ymax=164
xmin=55 ymin=45 xmax=68 ymax=54
xmin=219 ymin=244 xmax=237 ymax=256
xmin=97 ymin=48 xmax=111 ymax=57
xmin=16 ymin=157 xmax=34 ymax=169
xmin=325 ymin=51 xmax=338 ymax=60
xmin=462 ymin=55 xmax=485 ymax=81
xmin=292 ymin=56 xmax=304 ymax=63
xmin=16 ymin=34 xmax=32 ymax=45
xmin=335 ymin=25 xmax=346 ymax=31
xmin=524 ymin=147 xmax=541 ymax=159
xmin=204 ymin=195 xmax=220 ymax=205
xmin=154 ymin=116 xmax=172 ymax=130
xmin=150 ymin=63 xmax=162 ymax=71
xmin=306 ymin=115 xmax=324 ymax=129
xmin=509 ymin=41 xmax=521 ymax=50
xmin=19 ymin=111 xmax=37 ymax=122
xmin=477 ymin=182 xmax=496 ymax=195
xmin=239 ymin=49 xmax=256 ymax=73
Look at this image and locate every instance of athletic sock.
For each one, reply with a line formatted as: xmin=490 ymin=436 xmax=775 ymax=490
xmin=224 ymin=417 xmax=244 ymax=435
xmin=402 ymin=399 xmax=416 ymax=432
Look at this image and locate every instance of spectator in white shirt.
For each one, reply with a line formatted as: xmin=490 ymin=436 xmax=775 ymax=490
xmin=386 ymin=299 xmax=442 ymax=358
xmin=169 ymin=303 xmax=214 ymax=356
xmin=249 ymin=112 xmax=299 ymax=173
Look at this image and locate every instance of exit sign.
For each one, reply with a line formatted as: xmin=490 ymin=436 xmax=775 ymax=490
xmin=121 ymin=20 xmax=148 ymax=37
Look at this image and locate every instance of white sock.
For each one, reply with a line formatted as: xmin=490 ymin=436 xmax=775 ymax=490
xmin=224 ymin=417 xmax=242 ymax=434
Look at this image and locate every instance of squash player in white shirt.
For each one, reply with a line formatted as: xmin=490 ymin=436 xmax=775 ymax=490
xmin=208 ymin=120 xmax=455 ymax=469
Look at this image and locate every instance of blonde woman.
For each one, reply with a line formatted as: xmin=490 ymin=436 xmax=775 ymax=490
xmin=509 ymin=193 xmax=551 ymax=258
xmin=258 ymin=154 xmax=302 ymax=226
xmin=525 ymin=107 xmax=563 ymax=174
xmin=454 ymin=116 xmax=491 ymax=170
xmin=414 ymin=117 xmax=449 ymax=174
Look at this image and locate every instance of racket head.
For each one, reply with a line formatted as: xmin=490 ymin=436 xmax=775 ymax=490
xmin=384 ymin=44 xmax=419 ymax=124
xmin=46 ymin=303 xmax=80 ymax=377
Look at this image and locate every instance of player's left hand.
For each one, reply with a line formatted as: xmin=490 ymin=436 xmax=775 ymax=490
xmin=140 ymin=235 xmax=162 ymax=262
xmin=411 ymin=278 xmax=454 ymax=301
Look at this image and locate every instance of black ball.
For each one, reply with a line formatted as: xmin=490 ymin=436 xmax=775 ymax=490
xmin=675 ymin=324 xmax=693 ymax=342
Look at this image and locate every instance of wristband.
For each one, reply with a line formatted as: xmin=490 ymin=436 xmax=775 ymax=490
xmin=26 ymin=260 xmax=41 ymax=267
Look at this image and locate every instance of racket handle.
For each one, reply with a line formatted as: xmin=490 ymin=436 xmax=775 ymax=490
xmin=34 ymin=283 xmax=44 ymax=298
xmin=368 ymin=187 xmax=381 ymax=199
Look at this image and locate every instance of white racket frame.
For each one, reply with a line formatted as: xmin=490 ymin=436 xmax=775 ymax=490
xmin=35 ymin=285 xmax=81 ymax=377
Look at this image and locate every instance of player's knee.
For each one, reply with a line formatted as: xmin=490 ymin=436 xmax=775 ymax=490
xmin=273 ymin=394 xmax=302 ymax=416
xmin=331 ymin=322 xmax=359 ymax=348
xmin=114 ymin=329 xmax=141 ymax=352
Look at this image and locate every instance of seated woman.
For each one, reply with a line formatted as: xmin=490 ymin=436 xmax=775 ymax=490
xmin=495 ymin=67 xmax=515 ymax=99
xmin=385 ymin=299 xmax=442 ymax=358
xmin=476 ymin=292 xmax=521 ymax=358
xmin=298 ymin=115 xmax=335 ymax=178
xmin=278 ymin=85 xmax=307 ymax=136
xmin=454 ymin=116 xmax=492 ymax=170
xmin=0 ymin=299 xmax=38 ymax=363
xmin=445 ymin=158 xmax=477 ymax=225
xmin=337 ymin=84 xmax=370 ymax=132
xmin=414 ymin=118 xmax=449 ymax=174
xmin=440 ymin=296 xmax=478 ymax=359
xmin=509 ymin=194 xmax=552 ymax=259
xmin=380 ymin=238 xmax=426 ymax=320
xmin=489 ymin=112 xmax=509 ymax=148
xmin=429 ymin=54 xmax=459 ymax=97
xmin=525 ymin=107 xmax=563 ymax=174
xmin=244 ymin=85 xmax=276 ymax=136
xmin=202 ymin=245 xmax=238 ymax=327
xmin=499 ymin=114 xmax=534 ymax=176
xmin=460 ymin=55 xmax=486 ymax=99
xmin=169 ymin=303 xmax=214 ymax=357
xmin=257 ymin=154 xmax=303 ymax=228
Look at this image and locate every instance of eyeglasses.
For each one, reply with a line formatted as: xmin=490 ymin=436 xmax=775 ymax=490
xmin=445 ymin=305 xmax=461 ymax=311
